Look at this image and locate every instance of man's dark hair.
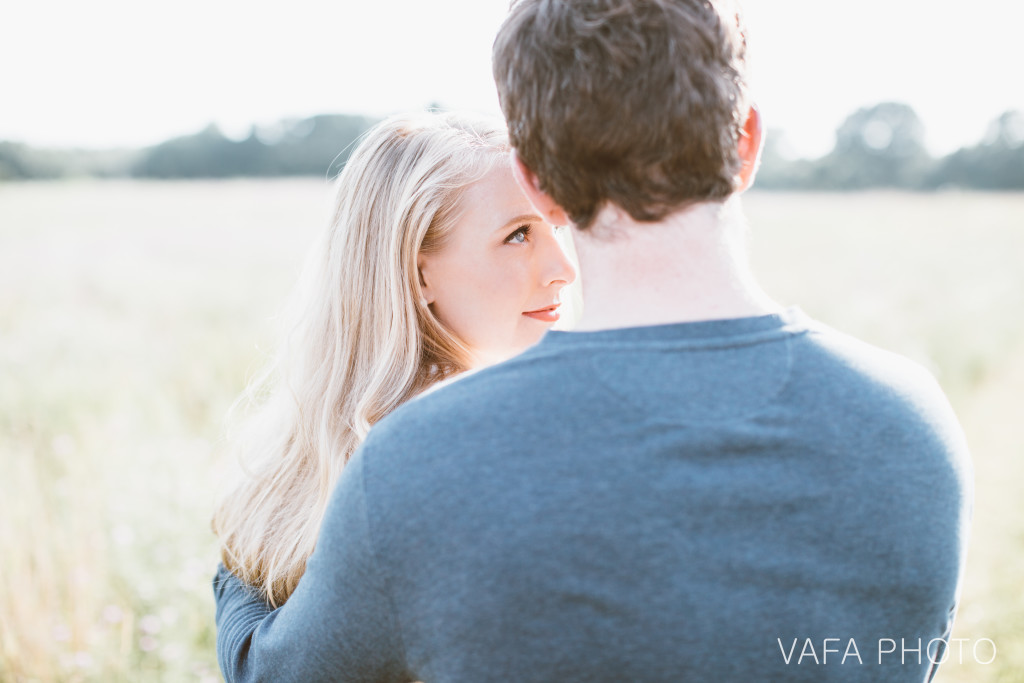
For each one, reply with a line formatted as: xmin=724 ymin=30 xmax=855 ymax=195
xmin=493 ymin=0 xmax=751 ymax=229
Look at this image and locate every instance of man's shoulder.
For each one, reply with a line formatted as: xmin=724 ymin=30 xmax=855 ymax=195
xmin=794 ymin=318 xmax=963 ymax=438
xmin=797 ymin=318 xmax=942 ymax=393
xmin=359 ymin=346 xmax=564 ymax=462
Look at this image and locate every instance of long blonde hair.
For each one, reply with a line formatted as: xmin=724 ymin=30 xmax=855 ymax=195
xmin=213 ymin=112 xmax=510 ymax=606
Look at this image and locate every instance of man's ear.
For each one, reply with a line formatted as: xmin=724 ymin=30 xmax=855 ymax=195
xmin=735 ymin=104 xmax=764 ymax=193
xmin=511 ymin=150 xmax=571 ymax=227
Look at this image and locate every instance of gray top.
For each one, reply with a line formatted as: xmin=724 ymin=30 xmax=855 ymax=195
xmin=215 ymin=307 xmax=972 ymax=682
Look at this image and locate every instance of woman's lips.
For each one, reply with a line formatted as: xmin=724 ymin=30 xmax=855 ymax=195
xmin=522 ymin=304 xmax=561 ymax=322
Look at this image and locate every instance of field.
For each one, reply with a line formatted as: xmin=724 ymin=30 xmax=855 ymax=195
xmin=1 ymin=180 xmax=1022 ymax=681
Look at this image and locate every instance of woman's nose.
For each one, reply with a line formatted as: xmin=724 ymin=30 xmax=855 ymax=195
xmin=540 ymin=229 xmax=577 ymax=287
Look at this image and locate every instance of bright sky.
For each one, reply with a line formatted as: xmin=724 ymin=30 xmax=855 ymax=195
xmin=4 ymin=0 xmax=1022 ymax=158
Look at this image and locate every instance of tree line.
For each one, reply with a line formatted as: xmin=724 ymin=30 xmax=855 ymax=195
xmin=2 ymin=104 xmax=1023 ymax=190
xmin=0 ymin=114 xmax=375 ymax=182
xmin=756 ymin=103 xmax=1024 ymax=191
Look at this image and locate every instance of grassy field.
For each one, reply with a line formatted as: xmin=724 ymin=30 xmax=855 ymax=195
xmin=1 ymin=180 xmax=1021 ymax=681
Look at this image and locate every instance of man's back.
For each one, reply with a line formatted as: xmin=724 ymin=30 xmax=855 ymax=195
xmin=346 ymin=308 xmax=971 ymax=682
xmin=214 ymin=307 xmax=971 ymax=681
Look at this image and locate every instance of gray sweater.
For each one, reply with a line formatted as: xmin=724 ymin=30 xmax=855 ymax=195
xmin=215 ymin=308 xmax=972 ymax=682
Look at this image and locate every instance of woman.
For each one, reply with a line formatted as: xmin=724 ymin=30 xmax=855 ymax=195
xmin=212 ymin=111 xmax=576 ymax=609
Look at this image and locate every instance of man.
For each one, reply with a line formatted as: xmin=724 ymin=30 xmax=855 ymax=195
xmin=216 ymin=1 xmax=972 ymax=680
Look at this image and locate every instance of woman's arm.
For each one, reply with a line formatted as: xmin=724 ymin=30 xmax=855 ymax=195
xmin=212 ymin=452 xmax=409 ymax=682
xmin=213 ymin=566 xmax=276 ymax=680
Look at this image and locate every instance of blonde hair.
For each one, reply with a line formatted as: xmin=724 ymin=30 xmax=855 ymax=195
xmin=213 ymin=112 xmax=510 ymax=606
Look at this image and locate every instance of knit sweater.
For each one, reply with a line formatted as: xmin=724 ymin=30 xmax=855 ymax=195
xmin=215 ymin=307 xmax=972 ymax=682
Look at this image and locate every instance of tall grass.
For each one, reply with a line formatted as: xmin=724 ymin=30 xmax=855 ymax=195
xmin=1 ymin=181 xmax=1021 ymax=681
xmin=0 ymin=180 xmax=329 ymax=681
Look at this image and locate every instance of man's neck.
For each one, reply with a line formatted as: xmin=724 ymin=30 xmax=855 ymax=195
xmin=570 ymin=197 xmax=781 ymax=332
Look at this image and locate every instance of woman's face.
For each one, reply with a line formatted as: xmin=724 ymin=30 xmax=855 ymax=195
xmin=419 ymin=162 xmax=577 ymax=367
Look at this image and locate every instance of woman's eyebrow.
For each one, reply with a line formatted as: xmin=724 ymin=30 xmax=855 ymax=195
xmin=496 ymin=213 xmax=543 ymax=231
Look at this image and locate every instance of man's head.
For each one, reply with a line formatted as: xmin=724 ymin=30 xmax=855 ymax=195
xmin=492 ymin=0 xmax=756 ymax=230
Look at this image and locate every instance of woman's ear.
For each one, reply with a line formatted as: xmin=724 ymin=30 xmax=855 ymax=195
xmin=511 ymin=150 xmax=571 ymax=227
xmin=735 ymin=104 xmax=764 ymax=193
xmin=417 ymin=256 xmax=435 ymax=305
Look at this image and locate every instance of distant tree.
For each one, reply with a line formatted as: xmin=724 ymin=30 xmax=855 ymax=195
xmin=0 ymin=141 xmax=65 ymax=180
xmin=0 ymin=142 xmax=32 ymax=179
xmin=930 ymin=110 xmax=1024 ymax=189
xmin=271 ymin=114 xmax=378 ymax=176
xmin=132 ymin=124 xmax=248 ymax=177
xmin=132 ymin=114 xmax=377 ymax=178
xmin=752 ymin=128 xmax=817 ymax=190
xmin=811 ymin=102 xmax=933 ymax=189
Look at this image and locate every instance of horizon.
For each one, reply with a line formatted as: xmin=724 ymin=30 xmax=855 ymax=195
xmin=2 ymin=102 xmax=1015 ymax=164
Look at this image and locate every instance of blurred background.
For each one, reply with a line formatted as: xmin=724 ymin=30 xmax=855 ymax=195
xmin=1 ymin=1 xmax=1021 ymax=680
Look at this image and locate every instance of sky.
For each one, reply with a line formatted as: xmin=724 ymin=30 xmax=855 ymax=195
xmin=3 ymin=0 xmax=1023 ymax=158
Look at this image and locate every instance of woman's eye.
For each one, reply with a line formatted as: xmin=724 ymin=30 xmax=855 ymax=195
xmin=505 ymin=225 xmax=531 ymax=244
